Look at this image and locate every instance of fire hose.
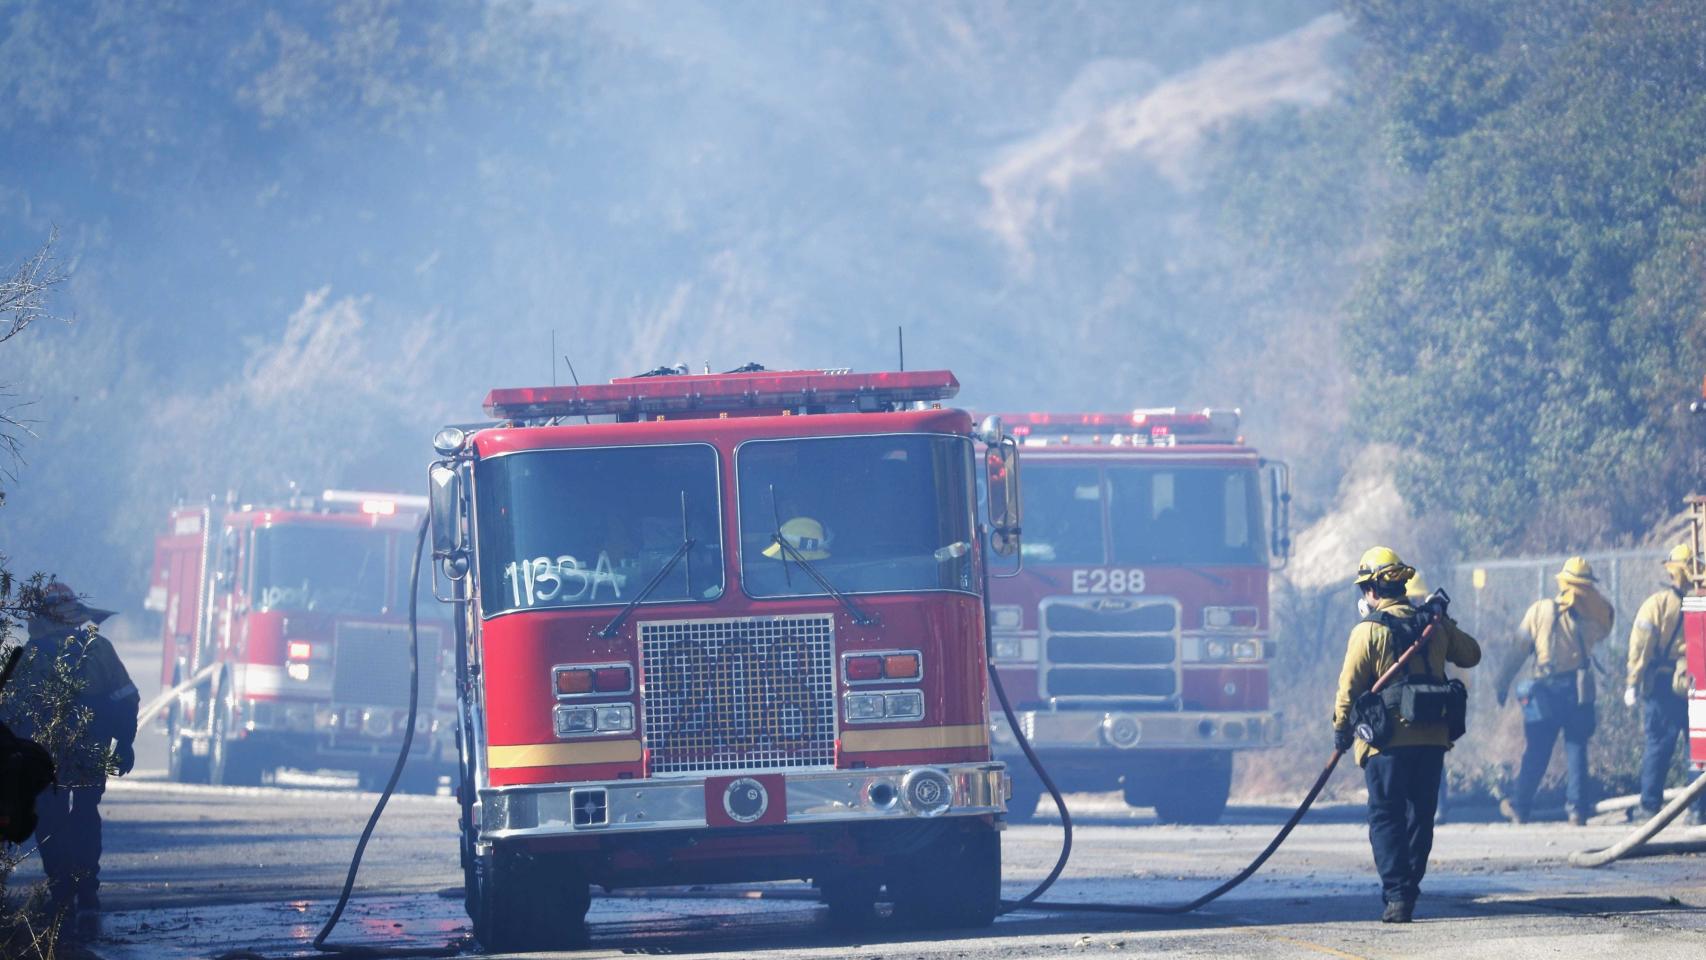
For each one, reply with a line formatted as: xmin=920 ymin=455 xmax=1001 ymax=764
xmin=1568 ymin=771 xmax=1706 ymax=868
xmin=992 ymin=619 xmax=1440 ymax=915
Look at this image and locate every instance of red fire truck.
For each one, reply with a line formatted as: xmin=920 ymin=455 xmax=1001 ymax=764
xmin=427 ymin=366 xmax=1021 ymax=951
xmin=145 ymin=490 xmax=455 ymax=791
xmin=985 ymin=410 xmax=1290 ymax=825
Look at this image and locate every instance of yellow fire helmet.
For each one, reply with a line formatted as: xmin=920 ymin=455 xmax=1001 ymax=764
xmin=1354 ymin=546 xmax=1415 ymax=587
xmin=1405 ymin=570 xmax=1431 ymax=601
xmin=763 ymin=516 xmax=832 ymax=561
xmin=1555 ymin=555 xmax=1597 ymax=587
xmin=1666 ymin=542 xmax=1694 ymax=568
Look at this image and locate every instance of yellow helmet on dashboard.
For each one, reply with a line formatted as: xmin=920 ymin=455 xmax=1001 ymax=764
xmin=763 ymin=516 xmax=832 ymax=561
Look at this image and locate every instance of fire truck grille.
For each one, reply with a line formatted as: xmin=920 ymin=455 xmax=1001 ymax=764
xmin=639 ymin=614 xmax=837 ymax=776
xmin=1040 ymin=597 xmax=1179 ymax=705
xmin=332 ymin=622 xmax=435 ymax=709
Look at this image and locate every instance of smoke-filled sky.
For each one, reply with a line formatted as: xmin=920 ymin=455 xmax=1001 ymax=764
xmin=0 ymin=0 xmax=1349 ymax=608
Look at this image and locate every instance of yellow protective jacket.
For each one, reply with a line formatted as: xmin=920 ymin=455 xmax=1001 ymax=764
xmin=1495 ymin=590 xmax=1613 ymax=699
xmin=1333 ymin=597 xmax=1482 ymax=767
xmin=1626 ymin=588 xmax=1688 ymax=697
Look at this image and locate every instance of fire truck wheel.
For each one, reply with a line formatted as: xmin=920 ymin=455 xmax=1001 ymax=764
xmin=469 ymin=846 xmax=591 ymax=952
xmin=1149 ymin=752 xmax=1233 ymax=826
xmin=207 ymin=687 xmax=266 ymax=787
xmin=889 ymin=824 xmax=1000 ymax=929
xmin=166 ymin=697 xmax=208 ymax=784
xmin=816 ymin=870 xmax=881 ymax=931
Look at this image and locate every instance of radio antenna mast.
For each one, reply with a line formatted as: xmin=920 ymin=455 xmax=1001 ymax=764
xmin=563 ymin=350 xmax=591 ymax=424
xmin=897 ymin=326 xmax=905 ymax=372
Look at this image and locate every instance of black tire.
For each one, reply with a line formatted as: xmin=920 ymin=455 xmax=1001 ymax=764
xmin=1151 ymin=752 xmax=1233 ymax=825
xmin=207 ymin=685 xmax=266 ymax=787
xmin=468 ymin=845 xmax=591 ymax=953
xmin=890 ymin=824 xmax=1001 ymax=929
xmin=166 ymin=684 xmax=210 ymax=784
xmin=817 ymin=870 xmax=881 ymax=932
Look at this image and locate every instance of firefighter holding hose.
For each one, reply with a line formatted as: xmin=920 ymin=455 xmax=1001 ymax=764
xmin=1332 ymin=547 xmax=1481 ymax=924
xmin=1624 ymin=544 xmax=1706 ymax=825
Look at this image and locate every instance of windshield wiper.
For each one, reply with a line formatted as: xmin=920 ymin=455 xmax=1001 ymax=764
xmin=597 ymin=537 xmax=695 ymax=638
xmin=768 ymin=531 xmax=877 ymax=627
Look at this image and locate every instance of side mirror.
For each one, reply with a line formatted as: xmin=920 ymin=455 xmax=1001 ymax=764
xmin=430 ymin=463 xmax=466 ymax=574
xmin=985 ymin=437 xmax=1022 ymax=557
xmin=1262 ymin=459 xmax=1292 ymax=570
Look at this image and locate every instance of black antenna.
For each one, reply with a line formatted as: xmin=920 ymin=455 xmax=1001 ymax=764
xmin=563 ymin=352 xmax=591 ymax=424
xmin=897 ymin=326 xmax=905 ymax=371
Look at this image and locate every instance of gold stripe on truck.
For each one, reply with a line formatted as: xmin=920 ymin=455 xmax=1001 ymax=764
xmin=841 ymin=723 xmax=989 ymax=754
xmin=486 ymin=740 xmax=642 ymax=769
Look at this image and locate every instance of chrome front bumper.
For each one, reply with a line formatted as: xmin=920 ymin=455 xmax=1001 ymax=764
xmin=994 ymin=709 xmax=1282 ymax=752
xmin=479 ymin=762 xmax=1007 ymax=840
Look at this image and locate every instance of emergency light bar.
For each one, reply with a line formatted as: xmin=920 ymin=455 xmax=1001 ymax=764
xmin=484 ymin=369 xmax=959 ymax=421
xmin=321 ymin=490 xmax=430 ymax=515
xmin=997 ymin=408 xmax=1241 ymax=445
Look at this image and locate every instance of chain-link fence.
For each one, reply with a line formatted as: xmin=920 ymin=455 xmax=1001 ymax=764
xmin=1434 ymin=549 xmax=1677 ymax=806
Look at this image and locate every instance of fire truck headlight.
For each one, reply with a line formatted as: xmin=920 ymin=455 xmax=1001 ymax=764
xmin=1204 ymin=639 xmax=1230 ymax=661
xmin=432 ymin=427 xmax=467 ymax=456
xmin=594 ymin=704 xmax=634 ymax=733
xmin=993 ymin=637 xmax=1022 ymax=660
xmin=884 ymin=690 xmax=924 ymax=720
xmin=844 ymin=692 xmax=887 ymax=722
xmin=286 ymin=661 xmax=311 ymax=682
xmin=1232 ymin=639 xmax=1262 ymax=661
xmin=553 ymin=705 xmax=597 ymax=737
xmin=990 ymin=605 xmax=1023 ymax=630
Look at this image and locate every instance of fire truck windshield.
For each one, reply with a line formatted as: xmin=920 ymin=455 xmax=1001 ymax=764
xmin=253 ymin=524 xmax=396 ymax=615
xmin=737 ymin=434 xmax=976 ymax=598
xmin=474 ymin=444 xmax=724 ymax=616
xmin=1019 ymin=463 xmax=1265 ymax=567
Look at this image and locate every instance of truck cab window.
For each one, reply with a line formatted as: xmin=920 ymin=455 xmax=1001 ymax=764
xmin=1107 ymin=467 xmax=1264 ymax=566
xmin=253 ymin=525 xmax=392 ymax=615
xmin=738 ymin=434 xmax=975 ymax=597
xmin=1015 ymin=465 xmax=1104 ymax=565
xmin=474 ymin=444 xmax=724 ymax=616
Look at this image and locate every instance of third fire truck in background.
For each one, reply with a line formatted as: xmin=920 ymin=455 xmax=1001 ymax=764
xmin=145 ymin=490 xmax=455 ymax=790
xmin=987 ymin=409 xmax=1290 ymax=824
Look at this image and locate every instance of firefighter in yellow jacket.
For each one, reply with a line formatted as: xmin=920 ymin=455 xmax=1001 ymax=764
xmin=1493 ymin=557 xmax=1614 ymax=825
xmin=1624 ymin=545 xmax=1706 ymax=824
xmin=1332 ymin=547 xmax=1481 ymax=923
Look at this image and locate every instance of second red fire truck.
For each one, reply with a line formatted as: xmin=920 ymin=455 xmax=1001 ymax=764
xmin=986 ymin=409 xmax=1290 ymax=824
xmin=427 ymin=366 xmax=1021 ymax=951
xmin=145 ymin=490 xmax=456 ymax=790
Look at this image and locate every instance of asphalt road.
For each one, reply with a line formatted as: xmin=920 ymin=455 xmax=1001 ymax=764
xmin=11 ymin=775 xmax=1705 ymax=960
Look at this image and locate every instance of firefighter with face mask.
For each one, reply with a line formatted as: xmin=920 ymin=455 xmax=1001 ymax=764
xmin=1332 ymin=548 xmax=1481 ymax=923
xmin=1493 ymin=557 xmax=1615 ymax=825
xmin=1624 ymin=545 xmax=1706 ymax=824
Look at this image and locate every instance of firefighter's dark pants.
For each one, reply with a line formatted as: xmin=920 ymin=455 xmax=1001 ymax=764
xmin=1364 ymin=746 xmax=1445 ymax=905
xmin=1641 ymin=690 xmax=1706 ymax=818
xmin=1513 ymin=676 xmax=1594 ymax=817
xmin=35 ymin=785 xmax=104 ymax=909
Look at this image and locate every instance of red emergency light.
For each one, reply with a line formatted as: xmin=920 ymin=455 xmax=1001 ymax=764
xmin=996 ymin=408 xmax=1241 ymax=445
xmin=484 ymin=369 xmax=959 ymax=421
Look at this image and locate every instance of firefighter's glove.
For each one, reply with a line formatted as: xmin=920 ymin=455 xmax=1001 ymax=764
xmin=115 ymin=742 xmax=135 ymax=777
xmin=1624 ymin=686 xmax=1637 ymax=709
xmin=1333 ymin=726 xmax=1354 ymax=753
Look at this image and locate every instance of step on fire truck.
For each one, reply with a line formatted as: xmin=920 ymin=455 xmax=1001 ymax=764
xmin=145 ymin=490 xmax=455 ymax=790
xmin=427 ymin=366 xmax=1022 ymax=952
xmin=985 ymin=410 xmax=1290 ymax=825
